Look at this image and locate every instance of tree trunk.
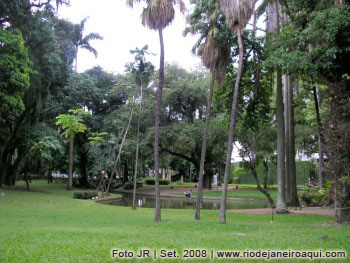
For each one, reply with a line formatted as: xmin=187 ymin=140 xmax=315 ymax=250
xmin=263 ymin=160 xmax=269 ymax=190
xmin=25 ymin=172 xmax=30 ymax=191
xmin=79 ymin=142 xmax=88 ymax=188
xmin=313 ymin=86 xmax=325 ymax=187
xmin=249 ymin=161 xmax=274 ymax=207
xmin=105 ymin=98 xmax=135 ymax=195
xmin=288 ymin=78 xmax=299 ymax=206
xmin=220 ymin=27 xmax=244 ymax=224
xmin=67 ymin=138 xmax=74 ymax=190
xmin=74 ymin=46 xmax=78 ymax=72
xmin=132 ymin=77 xmax=143 ymax=210
xmin=154 ymin=29 xmax=165 ymax=223
xmin=273 ymin=1 xmax=288 ymax=214
xmin=276 ymin=68 xmax=288 ymax=213
xmin=195 ymin=73 xmax=215 ymax=220
xmin=123 ymin=161 xmax=128 ymax=184
xmin=284 ymin=74 xmax=291 ymax=205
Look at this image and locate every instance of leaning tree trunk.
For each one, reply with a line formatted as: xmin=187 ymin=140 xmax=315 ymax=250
xmin=313 ymin=85 xmax=325 ymax=187
xmin=220 ymin=27 xmax=244 ymax=224
xmin=154 ymin=29 xmax=165 ymax=223
xmin=246 ymin=159 xmax=275 ymax=207
xmin=195 ymin=73 xmax=215 ymax=220
xmin=105 ymin=99 xmax=135 ymax=195
xmin=67 ymin=138 xmax=74 ymax=190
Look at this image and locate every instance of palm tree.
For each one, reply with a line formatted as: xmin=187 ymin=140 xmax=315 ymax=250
xmin=72 ymin=17 xmax=103 ymax=72
xmin=185 ymin=0 xmax=231 ymax=220
xmin=127 ymin=0 xmax=185 ymax=222
xmin=219 ymin=0 xmax=255 ymax=223
xmin=126 ymin=46 xmax=154 ymax=209
xmin=268 ymin=1 xmax=288 ymax=213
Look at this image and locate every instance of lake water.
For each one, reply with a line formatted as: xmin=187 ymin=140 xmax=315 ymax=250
xmin=106 ymin=193 xmax=270 ymax=210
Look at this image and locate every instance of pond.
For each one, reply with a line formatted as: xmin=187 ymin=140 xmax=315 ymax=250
xmin=105 ymin=193 xmax=270 ymax=210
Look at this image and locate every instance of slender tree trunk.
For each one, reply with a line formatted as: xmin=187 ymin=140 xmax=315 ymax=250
xmin=276 ymin=67 xmax=287 ymax=213
xmin=284 ymin=74 xmax=291 ymax=205
xmin=132 ymin=78 xmax=143 ymax=210
xmin=154 ymin=29 xmax=164 ymax=223
xmin=74 ymin=46 xmax=78 ymax=72
xmin=273 ymin=1 xmax=288 ymax=213
xmin=123 ymin=161 xmax=129 ymax=184
xmin=220 ymin=27 xmax=244 ymax=224
xmin=25 ymin=171 xmax=30 ymax=191
xmin=249 ymin=161 xmax=274 ymax=207
xmin=313 ymin=86 xmax=325 ymax=187
xmin=132 ymin=134 xmax=139 ymax=209
xmin=288 ymin=78 xmax=299 ymax=206
xmin=67 ymin=138 xmax=73 ymax=190
xmin=105 ymin=100 xmax=135 ymax=195
xmin=195 ymin=73 xmax=215 ymax=220
xmin=263 ymin=160 xmax=269 ymax=190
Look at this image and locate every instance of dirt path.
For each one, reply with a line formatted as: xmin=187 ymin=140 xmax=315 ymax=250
xmin=231 ymin=207 xmax=335 ymax=217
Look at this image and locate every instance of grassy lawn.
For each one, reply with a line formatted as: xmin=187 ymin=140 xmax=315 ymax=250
xmin=0 ymin=181 xmax=349 ymax=263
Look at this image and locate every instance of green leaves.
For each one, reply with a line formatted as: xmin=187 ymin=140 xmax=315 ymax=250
xmin=0 ymin=29 xmax=32 ymax=119
xmin=88 ymin=132 xmax=108 ymax=146
xmin=56 ymin=109 xmax=88 ymax=140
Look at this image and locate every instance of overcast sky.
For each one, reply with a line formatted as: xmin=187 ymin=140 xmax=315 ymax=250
xmin=58 ymin=0 xmax=202 ymax=74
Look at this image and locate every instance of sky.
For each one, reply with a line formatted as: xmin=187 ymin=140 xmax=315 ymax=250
xmin=58 ymin=0 xmax=202 ymax=74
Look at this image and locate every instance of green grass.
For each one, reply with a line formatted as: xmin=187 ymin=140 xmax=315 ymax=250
xmin=0 ymin=181 xmax=349 ymax=263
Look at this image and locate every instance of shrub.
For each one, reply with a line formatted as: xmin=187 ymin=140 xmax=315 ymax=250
xmin=298 ymin=184 xmax=329 ymax=206
xmin=145 ymin=178 xmax=170 ymax=185
xmin=175 ymin=180 xmax=184 ymax=186
xmin=123 ymin=181 xmax=143 ymax=190
xmin=73 ymin=191 xmax=98 ymax=199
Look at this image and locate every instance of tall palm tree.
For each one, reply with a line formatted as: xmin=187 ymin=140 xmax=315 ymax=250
xmin=72 ymin=18 xmax=103 ymax=72
xmin=268 ymin=1 xmax=288 ymax=213
xmin=219 ymin=0 xmax=255 ymax=224
xmin=127 ymin=0 xmax=185 ymax=222
xmin=185 ymin=0 xmax=231 ymax=220
xmin=126 ymin=46 xmax=154 ymax=210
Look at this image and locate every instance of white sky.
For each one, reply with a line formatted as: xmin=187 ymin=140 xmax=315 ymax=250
xmin=58 ymin=0 xmax=201 ymax=74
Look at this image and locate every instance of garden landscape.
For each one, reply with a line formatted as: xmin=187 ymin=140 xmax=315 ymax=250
xmin=1 ymin=0 xmax=350 ymax=262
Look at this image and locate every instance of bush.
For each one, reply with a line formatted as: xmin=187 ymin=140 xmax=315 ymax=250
xmin=73 ymin=191 xmax=98 ymax=200
xmin=123 ymin=181 xmax=143 ymax=190
xmin=145 ymin=178 xmax=170 ymax=185
xmin=298 ymin=184 xmax=329 ymax=206
xmin=232 ymin=177 xmax=240 ymax=184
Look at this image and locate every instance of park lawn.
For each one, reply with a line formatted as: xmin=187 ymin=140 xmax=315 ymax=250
xmin=0 ymin=181 xmax=349 ymax=263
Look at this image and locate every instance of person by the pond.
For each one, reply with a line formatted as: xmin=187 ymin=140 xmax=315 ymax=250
xmin=185 ymin=189 xmax=192 ymax=198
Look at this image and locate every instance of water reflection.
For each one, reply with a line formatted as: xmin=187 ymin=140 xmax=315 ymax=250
xmin=107 ymin=193 xmax=269 ymax=210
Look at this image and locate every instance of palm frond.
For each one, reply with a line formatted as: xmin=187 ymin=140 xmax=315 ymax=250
xmin=219 ymin=0 xmax=255 ymax=31
xmin=84 ymin=32 xmax=103 ymax=42
xmin=142 ymin=0 xmax=175 ymax=30
xmin=81 ymin=43 xmax=98 ymax=57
